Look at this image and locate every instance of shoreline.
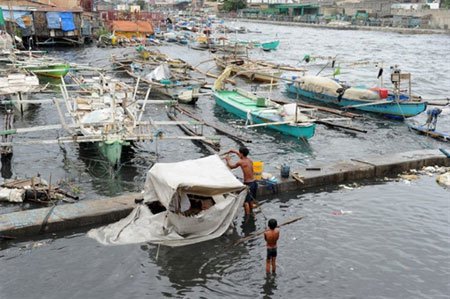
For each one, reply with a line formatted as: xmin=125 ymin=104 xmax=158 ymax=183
xmin=1 ymin=149 xmax=448 ymax=239
xmin=226 ymin=18 xmax=450 ymax=35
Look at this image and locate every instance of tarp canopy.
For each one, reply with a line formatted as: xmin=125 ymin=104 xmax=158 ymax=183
xmin=88 ymin=155 xmax=247 ymax=247
xmin=46 ymin=12 xmax=60 ymax=29
xmin=60 ymin=12 xmax=75 ymax=32
xmin=143 ymin=155 xmax=245 ymax=208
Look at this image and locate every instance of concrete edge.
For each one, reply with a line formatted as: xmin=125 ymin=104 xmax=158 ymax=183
xmin=1 ymin=149 xmax=448 ymax=238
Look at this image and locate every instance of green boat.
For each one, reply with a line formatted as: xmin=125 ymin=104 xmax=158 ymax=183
xmin=98 ymin=139 xmax=129 ymax=166
xmin=213 ymin=67 xmax=316 ymax=139
xmin=261 ymin=40 xmax=280 ymax=51
xmin=25 ymin=63 xmax=70 ymax=78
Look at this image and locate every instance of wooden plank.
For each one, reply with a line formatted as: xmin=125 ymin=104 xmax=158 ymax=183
xmin=174 ymin=105 xmax=252 ymax=144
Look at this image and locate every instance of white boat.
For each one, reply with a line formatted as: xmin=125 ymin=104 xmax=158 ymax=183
xmin=88 ymin=155 xmax=247 ymax=247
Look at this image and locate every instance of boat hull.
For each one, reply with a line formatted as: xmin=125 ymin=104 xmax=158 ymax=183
xmin=98 ymin=139 xmax=124 ymax=166
xmin=261 ymin=40 xmax=280 ymax=51
xmin=26 ymin=64 xmax=70 ymax=78
xmin=286 ymin=83 xmax=427 ymax=118
xmin=214 ymin=91 xmax=315 ymax=139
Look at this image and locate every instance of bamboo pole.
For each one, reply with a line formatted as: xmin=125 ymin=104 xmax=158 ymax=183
xmin=233 ymin=216 xmax=306 ymax=246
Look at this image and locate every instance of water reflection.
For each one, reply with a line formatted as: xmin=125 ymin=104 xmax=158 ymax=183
xmin=262 ymin=274 xmax=278 ymax=298
xmin=0 ymin=153 xmax=13 ymax=179
xmin=141 ymin=230 xmax=249 ymax=297
xmin=241 ymin=214 xmax=257 ymax=237
xmin=77 ymin=142 xmax=143 ymax=196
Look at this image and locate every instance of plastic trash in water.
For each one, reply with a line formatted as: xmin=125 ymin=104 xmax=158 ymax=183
xmin=332 ymin=209 xmax=353 ymax=216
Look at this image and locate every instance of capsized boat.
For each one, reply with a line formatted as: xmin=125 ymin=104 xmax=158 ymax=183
xmin=213 ymin=67 xmax=316 ymax=139
xmin=285 ymin=72 xmax=427 ymax=119
xmin=88 ymin=155 xmax=247 ymax=246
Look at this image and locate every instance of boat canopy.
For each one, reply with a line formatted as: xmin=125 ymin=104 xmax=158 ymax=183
xmin=144 ymin=155 xmax=246 ymax=208
xmin=88 ymin=155 xmax=247 ymax=247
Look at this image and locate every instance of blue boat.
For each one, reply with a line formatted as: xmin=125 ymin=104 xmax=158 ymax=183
xmin=261 ymin=40 xmax=280 ymax=51
xmin=285 ymin=75 xmax=427 ymax=119
xmin=213 ymin=68 xmax=316 ymax=139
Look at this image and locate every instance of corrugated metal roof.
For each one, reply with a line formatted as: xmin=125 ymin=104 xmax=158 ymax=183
xmin=111 ymin=21 xmax=154 ymax=33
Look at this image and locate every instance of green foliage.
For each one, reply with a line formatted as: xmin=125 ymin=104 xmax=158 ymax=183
xmin=135 ymin=0 xmax=146 ymax=9
xmin=95 ymin=26 xmax=110 ymax=37
xmin=221 ymin=0 xmax=246 ymax=12
xmin=443 ymin=0 xmax=450 ymax=8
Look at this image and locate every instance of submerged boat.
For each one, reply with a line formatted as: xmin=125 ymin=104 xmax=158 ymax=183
xmin=88 ymin=155 xmax=247 ymax=246
xmin=213 ymin=67 xmax=316 ymax=139
xmin=285 ymin=73 xmax=427 ymax=119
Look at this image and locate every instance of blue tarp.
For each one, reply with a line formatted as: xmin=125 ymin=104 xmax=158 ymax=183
xmin=3 ymin=11 xmax=31 ymax=28
xmin=60 ymin=12 xmax=75 ymax=32
xmin=46 ymin=12 xmax=60 ymax=29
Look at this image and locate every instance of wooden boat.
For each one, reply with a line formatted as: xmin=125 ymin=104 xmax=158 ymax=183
xmin=213 ymin=67 xmax=316 ymax=139
xmin=261 ymin=40 xmax=280 ymax=51
xmin=24 ymin=63 xmax=70 ymax=78
xmin=60 ymin=75 xmax=140 ymax=165
xmin=285 ymin=72 xmax=427 ymax=119
xmin=409 ymin=125 xmax=449 ymax=142
xmin=214 ymin=55 xmax=282 ymax=83
xmin=88 ymin=155 xmax=247 ymax=246
xmin=114 ymin=60 xmax=204 ymax=105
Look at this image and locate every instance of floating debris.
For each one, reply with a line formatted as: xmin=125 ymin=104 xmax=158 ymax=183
xmin=436 ymin=172 xmax=450 ymax=188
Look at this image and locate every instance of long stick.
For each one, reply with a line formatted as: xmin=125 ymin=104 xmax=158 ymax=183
xmin=174 ymin=105 xmax=252 ymax=144
xmin=234 ymin=216 xmax=305 ymax=246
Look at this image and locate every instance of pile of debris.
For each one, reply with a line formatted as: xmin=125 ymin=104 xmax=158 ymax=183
xmin=0 ymin=176 xmax=79 ymax=204
xmin=398 ymin=165 xmax=450 ymax=187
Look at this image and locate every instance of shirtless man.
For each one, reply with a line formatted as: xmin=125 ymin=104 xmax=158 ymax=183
xmin=264 ymin=218 xmax=280 ymax=274
xmin=224 ymin=146 xmax=257 ymax=215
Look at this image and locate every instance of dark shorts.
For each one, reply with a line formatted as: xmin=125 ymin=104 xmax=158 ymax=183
xmin=244 ymin=181 xmax=258 ymax=203
xmin=267 ymin=247 xmax=277 ymax=259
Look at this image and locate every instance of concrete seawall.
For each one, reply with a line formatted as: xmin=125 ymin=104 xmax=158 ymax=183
xmin=1 ymin=149 xmax=448 ymax=238
xmin=232 ymin=18 xmax=450 ymax=35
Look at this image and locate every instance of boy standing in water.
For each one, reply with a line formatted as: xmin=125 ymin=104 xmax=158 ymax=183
xmin=264 ymin=219 xmax=279 ymax=274
xmin=224 ymin=147 xmax=258 ymax=215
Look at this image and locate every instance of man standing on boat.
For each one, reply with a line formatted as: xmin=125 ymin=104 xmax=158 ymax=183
xmin=424 ymin=107 xmax=442 ymax=131
xmin=224 ymin=147 xmax=258 ymax=215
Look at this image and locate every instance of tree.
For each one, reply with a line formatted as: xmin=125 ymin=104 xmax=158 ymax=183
xmin=135 ymin=0 xmax=146 ymax=10
xmin=443 ymin=0 xmax=450 ymax=9
xmin=221 ymin=0 xmax=246 ymax=12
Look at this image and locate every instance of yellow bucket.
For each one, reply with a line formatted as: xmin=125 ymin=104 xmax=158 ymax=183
xmin=253 ymin=161 xmax=264 ymax=180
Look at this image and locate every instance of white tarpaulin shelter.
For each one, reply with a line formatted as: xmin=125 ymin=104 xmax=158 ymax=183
xmin=88 ymin=155 xmax=247 ymax=247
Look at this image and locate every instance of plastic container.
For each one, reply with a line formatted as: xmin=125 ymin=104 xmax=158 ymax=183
xmin=370 ymin=87 xmax=389 ymax=99
xmin=253 ymin=161 xmax=264 ymax=180
xmin=280 ymin=164 xmax=290 ymax=178
xmin=378 ymin=88 xmax=389 ymax=99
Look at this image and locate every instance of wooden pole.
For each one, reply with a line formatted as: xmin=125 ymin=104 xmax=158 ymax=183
xmin=234 ymin=216 xmax=305 ymax=246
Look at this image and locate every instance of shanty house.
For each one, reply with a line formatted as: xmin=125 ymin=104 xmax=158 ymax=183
xmin=110 ymin=20 xmax=154 ymax=39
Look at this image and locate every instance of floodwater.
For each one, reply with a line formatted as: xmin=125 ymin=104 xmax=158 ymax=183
xmin=0 ymin=22 xmax=449 ymax=297
xmin=1 ymin=175 xmax=449 ymax=298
